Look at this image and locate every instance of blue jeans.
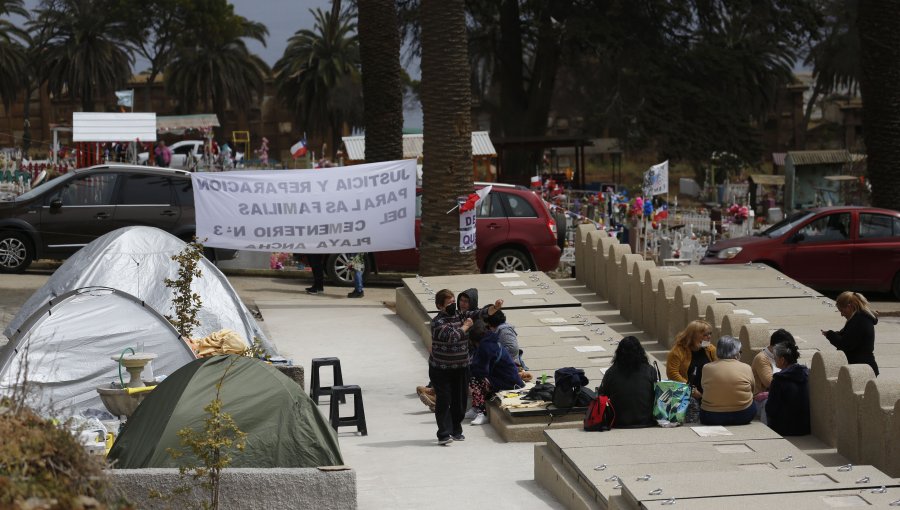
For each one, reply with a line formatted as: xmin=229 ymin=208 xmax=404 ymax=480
xmin=699 ymin=402 xmax=757 ymax=426
xmin=353 ymin=269 xmax=363 ymax=292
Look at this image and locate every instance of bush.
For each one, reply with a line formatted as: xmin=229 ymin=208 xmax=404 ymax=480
xmin=0 ymin=398 xmax=129 ymax=509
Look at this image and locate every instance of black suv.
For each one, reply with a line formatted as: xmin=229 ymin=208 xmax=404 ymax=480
xmin=0 ymin=164 xmax=231 ymax=273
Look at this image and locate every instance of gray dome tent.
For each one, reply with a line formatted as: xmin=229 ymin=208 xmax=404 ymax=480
xmin=109 ymin=355 xmax=343 ymax=469
xmin=0 ymin=287 xmax=196 ymax=412
xmin=3 ymin=226 xmax=275 ymax=355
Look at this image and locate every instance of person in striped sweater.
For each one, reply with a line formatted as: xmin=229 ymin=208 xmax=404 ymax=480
xmin=429 ymin=288 xmax=503 ymax=446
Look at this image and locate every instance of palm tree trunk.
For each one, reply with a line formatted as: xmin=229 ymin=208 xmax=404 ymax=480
xmin=22 ymin=86 xmax=33 ymax=154
xmin=419 ymin=0 xmax=476 ymax=275
xmin=357 ymin=0 xmax=403 ymax=163
xmin=858 ymin=0 xmax=900 ymax=210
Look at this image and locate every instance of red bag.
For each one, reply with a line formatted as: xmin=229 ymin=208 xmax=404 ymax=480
xmin=583 ymin=395 xmax=615 ymax=431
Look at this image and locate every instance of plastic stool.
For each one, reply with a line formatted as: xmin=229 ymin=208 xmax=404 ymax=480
xmin=329 ymin=385 xmax=367 ymax=435
xmin=310 ymin=357 xmax=345 ymax=404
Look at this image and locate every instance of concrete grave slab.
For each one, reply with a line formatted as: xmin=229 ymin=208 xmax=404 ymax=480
xmin=638 ymin=487 xmax=900 ymax=509
xmin=620 ymin=466 xmax=897 ymax=510
xmin=627 ymin=260 xmax=656 ymax=328
xmin=605 ymin=243 xmax=632 ymax=307
xmin=859 ymin=376 xmax=900 ymax=475
xmin=810 ymin=350 xmax=849 ymax=447
xmin=501 ymin=307 xmax=606 ymax=327
xmin=835 ymin=364 xmax=877 ymax=464
xmin=614 ymin=253 xmax=645 ymax=319
xmin=544 ymin=421 xmax=781 ymax=451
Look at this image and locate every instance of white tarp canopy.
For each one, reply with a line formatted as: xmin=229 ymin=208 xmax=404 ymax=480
xmin=0 ymin=287 xmax=196 ymax=412
xmin=72 ymin=112 xmax=157 ymax=142
xmin=3 ymin=227 xmax=275 ymax=355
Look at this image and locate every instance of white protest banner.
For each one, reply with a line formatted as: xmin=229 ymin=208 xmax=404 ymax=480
xmin=642 ymin=160 xmax=669 ymax=196
xmin=459 ymin=186 xmax=491 ymax=252
xmin=192 ymin=159 xmax=416 ymax=253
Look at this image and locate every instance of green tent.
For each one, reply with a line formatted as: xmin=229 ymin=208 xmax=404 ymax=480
xmin=109 ymin=355 xmax=343 ymax=468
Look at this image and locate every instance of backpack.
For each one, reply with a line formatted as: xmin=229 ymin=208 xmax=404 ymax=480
xmin=552 ymin=367 xmax=589 ymax=409
xmin=584 ymin=395 xmax=616 ymax=431
xmin=522 ymin=382 xmax=555 ymax=402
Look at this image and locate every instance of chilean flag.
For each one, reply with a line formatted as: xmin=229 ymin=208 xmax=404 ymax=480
xmin=653 ymin=204 xmax=669 ymax=221
xmin=290 ymin=138 xmax=308 ymax=158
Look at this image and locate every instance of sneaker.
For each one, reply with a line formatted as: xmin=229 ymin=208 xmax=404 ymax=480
xmin=305 ymin=287 xmax=322 ymax=295
xmin=471 ymin=412 xmax=488 ymax=426
xmin=464 ymin=408 xmax=478 ymax=420
xmin=451 ymin=433 xmax=465 ymax=441
xmin=437 ymin=436 xmax=453 ymax=446
xmin=347 ymin=290 xmax=364 ymax=298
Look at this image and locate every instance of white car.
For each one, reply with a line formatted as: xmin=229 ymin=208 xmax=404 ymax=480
xmin=138 ymin=140 xmax=204 ymax=169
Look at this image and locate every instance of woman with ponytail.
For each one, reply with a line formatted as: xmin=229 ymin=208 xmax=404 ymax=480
xmin=765 ymin=342 xmax=810 ymax=436
xmin=822 ymin=291 xmax=879 ymax=376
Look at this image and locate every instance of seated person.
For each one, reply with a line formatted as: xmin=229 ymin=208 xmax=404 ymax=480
xmin=666 ymin=320 xmax=717 ymax=400
xmin=766 ymin=342 xmax=810 ymax=436
xmin=752 ymin=329 xmax=795 ymax=392
xmin=597 ymin=336 xmax=657 ymax=428
xmin=467 ymin=320 xmax=524 ymax=426
xmin=752 ymin=329 xmax=795 ymax=422
xmin=484 ymin=310 xmax=526 ymax=369
xmin=700 ymin=336 xmax=757 ymax=426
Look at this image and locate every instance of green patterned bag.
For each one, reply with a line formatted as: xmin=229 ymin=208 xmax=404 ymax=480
xmin=652 ymin=380 xmax=691 ymax=424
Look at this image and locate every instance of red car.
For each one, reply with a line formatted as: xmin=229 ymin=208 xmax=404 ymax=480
xmin=701 ymin=206 xmax=900 ymax=298
xmin=324 ymin=183 xmax=563 ymax=284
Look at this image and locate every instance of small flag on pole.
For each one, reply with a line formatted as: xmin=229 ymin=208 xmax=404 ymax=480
xmin=530 ymin=175 xmax=541 ymax=188
xmin=290 ymin=138 xmax=308 ymax=158
xmin=115 ymin=90 xmax=134 ymax=108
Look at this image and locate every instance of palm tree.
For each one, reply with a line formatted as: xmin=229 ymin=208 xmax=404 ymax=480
xmin=357 ymin=0 xmax=403 ymax=163
xmin=0 ymin=0 xmax=27 ymax=110
xmin=273 ymin=7 xmax=362 ymax=159
xmin=858 ymin=0 xmax=900 ymax=210
xmin=418 ymin=0 xmax=476 ymax=275
xmin=32 ymin=0 xmax=134 ymax=112
xmin=113 ymin=0 xmax=183 ymax=111
xmin=166 ymin=4 xmax=269 ymax=140
xmin=803 ymin=0 xmax=861 ymax=141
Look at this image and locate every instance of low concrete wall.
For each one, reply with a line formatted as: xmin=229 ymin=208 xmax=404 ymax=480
xmin=109 ymin=467 xmax=356 ymax=510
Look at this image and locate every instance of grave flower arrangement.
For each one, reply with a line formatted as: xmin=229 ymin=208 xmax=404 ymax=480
xmin=727 ymin=203 xmax=749 ymax=224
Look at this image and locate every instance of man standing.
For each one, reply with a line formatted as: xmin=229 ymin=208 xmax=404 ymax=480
xmin=429 ymin=289 xmax=503 ymax=446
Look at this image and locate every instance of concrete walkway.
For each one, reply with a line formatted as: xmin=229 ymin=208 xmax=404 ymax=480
xmin=230 ymin=276 xmax=564 ymax=510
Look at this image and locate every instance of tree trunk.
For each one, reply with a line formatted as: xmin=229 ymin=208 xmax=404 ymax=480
xmin=858 ymin=0 xmax=900 ymax=210
xmin=357 ymin=0 xmax=403 ymax=163
xmin=22 ymin=86 xmax=33 ymax=154
xmin=419 ymin=0 xmax=476 ymax=275
xmin=496 ymin=0 xmax=572 ymax=184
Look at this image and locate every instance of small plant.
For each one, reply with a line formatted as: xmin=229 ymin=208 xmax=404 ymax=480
xmin=244 ymin=337 xmax=269 ymax=360
xmin=164 ymin=356 xmax=246 ymax=510
xmin=165 ymin=238 xmax=205 ymax=338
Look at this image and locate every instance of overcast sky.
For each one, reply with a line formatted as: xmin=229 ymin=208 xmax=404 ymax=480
xmin=231 ymin=0 xmax=331 ymax=66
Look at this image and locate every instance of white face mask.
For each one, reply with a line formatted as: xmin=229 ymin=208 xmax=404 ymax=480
xmin=700 ymin=341 xmax=711 ymax=348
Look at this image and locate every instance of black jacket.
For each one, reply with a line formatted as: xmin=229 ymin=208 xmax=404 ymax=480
xmin=597 ymin=363 xmax=657 ymax=428
xmin=765 ymin=363 xmax=810 ymax=436
xmin=825 ymin=312 xmax=879 ymax=376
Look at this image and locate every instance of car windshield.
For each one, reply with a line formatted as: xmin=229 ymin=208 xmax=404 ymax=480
xmin=15 ymin=172 xmax=77 ymax=201
xmin=758 ymin=211 xmax=814 ymax=238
